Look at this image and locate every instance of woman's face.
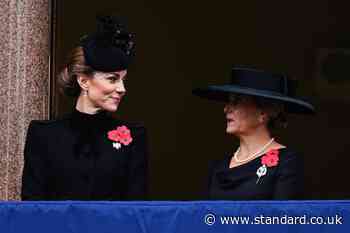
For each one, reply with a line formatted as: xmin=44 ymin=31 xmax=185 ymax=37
xmin=224 ymin=95 xmax=266 ymax=136
xmin=84 ymin=70 xmax=127 ymax=112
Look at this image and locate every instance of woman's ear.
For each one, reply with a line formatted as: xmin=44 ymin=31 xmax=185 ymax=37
xmin=259 ymin=111 xmax=269 ymax=124
xmin=77 ymin=75 xmax=90 ymax=91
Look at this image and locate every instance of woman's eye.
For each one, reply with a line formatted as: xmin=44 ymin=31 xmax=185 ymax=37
xmin=107 ymin=76 xmax=119 ymax=82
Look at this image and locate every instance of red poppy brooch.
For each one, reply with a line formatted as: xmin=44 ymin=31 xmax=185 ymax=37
xmin=107 ymin=125 xmax=133 ymax=150
xmin=256 ymin=149 xmax=280 ymax=184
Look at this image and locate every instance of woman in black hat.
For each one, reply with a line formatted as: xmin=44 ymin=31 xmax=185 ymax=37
xmin=193 ymin=66 xmax=314 ymax=200
xmin=21 ymin=16 xmax=148 ymax=200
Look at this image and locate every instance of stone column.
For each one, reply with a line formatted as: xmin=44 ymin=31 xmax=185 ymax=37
xmin=0 ymin=0 xmax=50 ymax=200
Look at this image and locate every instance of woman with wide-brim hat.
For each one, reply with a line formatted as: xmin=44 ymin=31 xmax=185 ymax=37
xmin=193 ymin=66 xmax=315 ymax=200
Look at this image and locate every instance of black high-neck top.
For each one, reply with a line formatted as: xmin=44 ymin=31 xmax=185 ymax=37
xmin=70 ymin=109 xmax=109 ymax=158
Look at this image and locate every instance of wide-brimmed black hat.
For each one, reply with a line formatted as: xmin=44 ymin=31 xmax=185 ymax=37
xmin=192 ymin=66 xmax=315 ymax=114
xmin=80 ymin=16 xmax=135 ymax=72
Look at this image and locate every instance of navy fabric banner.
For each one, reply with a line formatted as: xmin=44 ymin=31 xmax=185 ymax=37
xmin=0 ymin=201 xmax=348 ymax=233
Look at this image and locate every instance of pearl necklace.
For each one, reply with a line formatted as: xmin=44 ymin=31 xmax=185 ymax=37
xmin=233 ymin=138 xmax=275 ymax=164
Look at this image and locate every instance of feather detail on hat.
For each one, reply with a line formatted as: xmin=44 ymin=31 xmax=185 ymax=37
xmin=80 ymin=15 xmax=135 ymax=72
xmin=95 ymin=16 xmax=135 ymax=56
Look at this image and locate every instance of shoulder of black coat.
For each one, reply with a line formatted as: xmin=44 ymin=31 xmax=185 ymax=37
xmin=28 ymin=113 xmax=72 ymax=129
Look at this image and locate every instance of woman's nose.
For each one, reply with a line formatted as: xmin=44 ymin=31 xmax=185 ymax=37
xmin=116 ymin=80 xmax=126 ymax=94
xmin=224 ymin=104 xmax=229 ymax=113
xmin=224 ymin=103 xmax=235 ymax=114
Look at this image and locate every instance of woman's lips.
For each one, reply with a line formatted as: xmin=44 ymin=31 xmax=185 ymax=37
xmin=110 ymin=97 xmax=121 ymax=103
xmin=226 ymin=118 xmax=235 ymax=124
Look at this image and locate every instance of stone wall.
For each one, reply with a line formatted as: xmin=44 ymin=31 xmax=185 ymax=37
xmin=0 ymin=0 xmax=50 ymax=200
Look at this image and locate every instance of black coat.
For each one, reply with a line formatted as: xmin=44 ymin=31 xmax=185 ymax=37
xmin=21 ymin=110 xmax=148 ymax=201
xmin=208 ymin=148 xmax=304 ymax=200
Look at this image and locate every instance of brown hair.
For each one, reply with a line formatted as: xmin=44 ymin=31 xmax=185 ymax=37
xmin=255 ymin=98 xmax=288 ymax=131
xmin=57 ymin=47 xmax=95 ymax=97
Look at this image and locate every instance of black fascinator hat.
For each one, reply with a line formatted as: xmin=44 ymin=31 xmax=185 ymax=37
xmin=81 ymin=15 xmax=135 ymax=72
xmin=192 ymin=66 xmax=315 ymax=114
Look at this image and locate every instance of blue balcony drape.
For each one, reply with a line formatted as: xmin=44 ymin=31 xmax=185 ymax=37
xmin=0 ymin=201 xmax=348 ymax=233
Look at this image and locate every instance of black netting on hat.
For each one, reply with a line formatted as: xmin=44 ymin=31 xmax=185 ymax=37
xmin=81 ymin=15 xmax=135 ymax=72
